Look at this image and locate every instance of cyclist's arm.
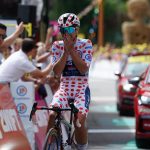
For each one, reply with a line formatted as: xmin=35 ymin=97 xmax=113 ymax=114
xmin=66 ymin=38 xmax=92 ymax=74
xmin=69 ymin=48 xmax=89 ymax=74
xmin=51 ymin=41 xmax=69 ymax=77
xmin=53 ymin=51 xmax=68 ymax=77
xmin=1 ymin=22 xmax=24 ymax=48
xmin=63 ymin=34 xmax=92 ymax=74
xmin=70 ymin=40 xmax=92 ymax=74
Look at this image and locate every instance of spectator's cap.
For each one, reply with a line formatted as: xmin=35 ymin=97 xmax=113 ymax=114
xmin=22 ymin=38 xmax=38 ymax=53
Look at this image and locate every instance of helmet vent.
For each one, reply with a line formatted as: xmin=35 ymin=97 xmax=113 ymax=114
xmin=63 ymin=13 xmax=71 ymax=24
xmin=70 ymin=16 xmax=75 ymax=22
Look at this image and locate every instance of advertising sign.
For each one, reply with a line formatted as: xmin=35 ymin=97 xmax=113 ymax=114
xmin=33 ymin=100 xmax=49 ymax=150
xmin=0 ymin=83 xmax=31 ymax=150
xmin=10 ymin=81 xmax=34 ymax=117
xmin=10 ymin=81 xmax=35 ymax=149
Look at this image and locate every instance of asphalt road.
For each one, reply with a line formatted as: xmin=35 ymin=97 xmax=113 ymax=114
xmin=87 ymin=59 xmax=146 ymax=150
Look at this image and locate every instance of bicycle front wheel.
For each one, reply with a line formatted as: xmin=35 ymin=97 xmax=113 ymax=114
xmin=43 ymin=128 xmax=61 ymax=150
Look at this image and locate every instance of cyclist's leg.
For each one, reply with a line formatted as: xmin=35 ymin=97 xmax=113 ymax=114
xmin=74 ymin=86 xmax=90 ymax=150
xmin=46 ymin=111 xmax=57 ymax=133
xmin=47 ymin=87 xmax=69 ymax=133
xmin=74 ymin=114 xmax=88 ymax=149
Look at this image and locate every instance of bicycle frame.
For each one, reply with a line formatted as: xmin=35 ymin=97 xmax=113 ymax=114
xmin=29 ymin=100 xmax=78 ymax=149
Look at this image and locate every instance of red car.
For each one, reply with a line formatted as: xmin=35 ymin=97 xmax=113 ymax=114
xmin=115 ymin=54 xmax=150 ymax=116
xmin=130 ymin=64 xmax=150 ymax=149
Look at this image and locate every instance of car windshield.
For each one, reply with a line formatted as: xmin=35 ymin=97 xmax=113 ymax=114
xmin=123 ymin=62 xmax=149 ymax=77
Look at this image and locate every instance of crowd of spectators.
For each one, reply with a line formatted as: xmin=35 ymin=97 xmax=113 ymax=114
xmin=0 ymin=21 xmax=60 ymax=100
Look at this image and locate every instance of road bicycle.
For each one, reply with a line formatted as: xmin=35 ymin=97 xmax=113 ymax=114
xmin=29 ymin=99 xmax=80 ymax=150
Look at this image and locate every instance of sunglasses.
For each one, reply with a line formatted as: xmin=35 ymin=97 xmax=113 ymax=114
xmin=60 ymin=27 xmax=76 ymax=34
xmin=0 ymin=34 xmax=7 ymax=40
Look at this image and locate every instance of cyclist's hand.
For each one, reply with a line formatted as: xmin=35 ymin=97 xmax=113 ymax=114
xmin=63 ymin=33 xmax=75 ymax=52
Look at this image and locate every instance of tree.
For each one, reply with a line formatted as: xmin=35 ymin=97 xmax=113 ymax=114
xmin=48 ymin=0 xmax=93 ymax=36
xmin=103 ymin=0 xmax=127 ymax=46
xmin=47 ymin=0 xmax=128 ymax=46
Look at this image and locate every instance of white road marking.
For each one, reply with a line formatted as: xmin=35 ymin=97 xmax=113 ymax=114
xmin=91 ymin=96 xmax=116 ymax=102
xmin=88 ymin=129 xmax=135 ymax=133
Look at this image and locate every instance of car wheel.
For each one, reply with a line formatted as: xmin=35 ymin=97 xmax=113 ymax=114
xmin=136 ymin=137 xmax=150 ymax=149
xmin=136 ymin=138 xmax=144 ymax=148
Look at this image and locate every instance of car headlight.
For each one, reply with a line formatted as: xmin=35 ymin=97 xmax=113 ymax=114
xmin=138 ymin=96 xmax=150 ymax=105
xmin=122 ymin=84 xmax=134 ymax=92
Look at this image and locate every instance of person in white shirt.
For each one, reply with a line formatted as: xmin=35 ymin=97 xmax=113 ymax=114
xmin=0 ymin=38 xmax=53 ymax=83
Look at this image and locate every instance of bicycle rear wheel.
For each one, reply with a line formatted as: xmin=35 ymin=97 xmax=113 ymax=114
xmin=43 ymin=128 xmax=61 ymax=150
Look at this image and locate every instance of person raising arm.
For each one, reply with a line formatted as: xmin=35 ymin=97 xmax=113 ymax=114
xmin=0 ymin=22 xmax=24 ymax=50
xmin=0 ymin=38 xmax=53 ymax=83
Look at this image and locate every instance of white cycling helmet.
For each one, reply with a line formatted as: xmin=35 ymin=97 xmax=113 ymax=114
xmin=58 ymin=13 xmax=80 ymax=28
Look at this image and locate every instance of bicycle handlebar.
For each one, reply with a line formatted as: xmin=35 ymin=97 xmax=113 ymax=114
xmin=29 ymin=102 xmax=79 ymax=121
xmin=29 ymin=102 xmax=38 ymax=121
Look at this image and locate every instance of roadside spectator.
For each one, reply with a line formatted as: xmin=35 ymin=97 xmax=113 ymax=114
xmin=0 ymin=38 xmax=53 ymax=83
xmin=45 ymin=26 xmax=53 ymax=51
xmin=36 ymin=27 xmax=60 ymax=94
xmin=11 ymin=37 xmax=23 ymax=53
xmin=0 ymin=23 xmax=7 ymax=48
xmin=36 ymin=41 xmax=50 ymax=69
xmin=0 ymin=22 xmax=24 ymax=64
xmin=0 ymin=46 xmax=12 ymax=63
xmin=0 ymin=22 xmax=24 ymax=50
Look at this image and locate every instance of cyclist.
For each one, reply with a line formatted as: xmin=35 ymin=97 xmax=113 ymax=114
xmin=47 ymin=13 xmax=93 ymax=150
